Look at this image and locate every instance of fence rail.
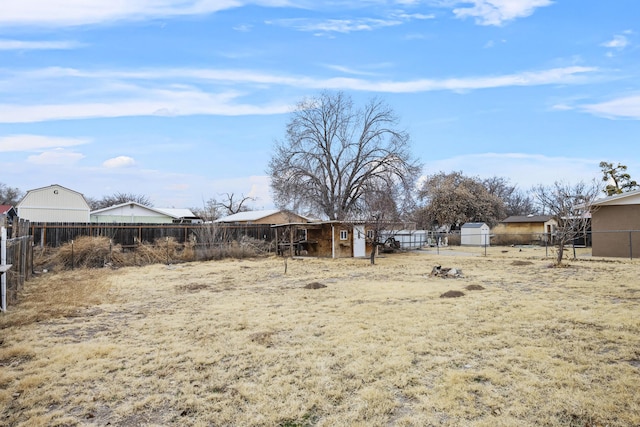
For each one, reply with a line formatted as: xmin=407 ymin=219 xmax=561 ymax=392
xmin=27 ymin=222 xmax=276 ymax=248
xmin=1 ymin=227 xmax=33 ymax=311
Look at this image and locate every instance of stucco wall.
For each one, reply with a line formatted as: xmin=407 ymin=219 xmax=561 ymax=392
xmin=592 ymin=205 xmax=640 ymax=258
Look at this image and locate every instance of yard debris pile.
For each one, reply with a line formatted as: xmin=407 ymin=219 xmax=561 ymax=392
xmin=430 ymin=265 xmax=463 ymax=278
xmin=440 ymin=290 xmax=465 ymax=298
xmin=304 ymin=282 xmax=327 ymax=289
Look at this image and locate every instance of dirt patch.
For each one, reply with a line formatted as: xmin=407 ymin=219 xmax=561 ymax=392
xmin=304 ymin=282 xmax=327 ymax=289
xmin=465 ymin=284 xmax=485 ymax=291
xmin=176 ymin=283 xmax=209 ymax=293
xmin=512 ymin=260 xmax=534 ymax=266
xmin=440 ymin=290 xmax=465 ymax=298
xmin=249 ymin=331 xmax=275 ymax=346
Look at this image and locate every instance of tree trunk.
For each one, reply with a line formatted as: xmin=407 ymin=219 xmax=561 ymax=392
xmin=556 ymin=244 xmax=564 ymax=265
xmin=370 ymin=246 xmax=376 ymax=265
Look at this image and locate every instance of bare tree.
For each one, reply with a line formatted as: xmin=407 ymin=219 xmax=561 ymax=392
xmin=415 ymin=171 xmax=505 ymax=230
xmin=483 ymin=176 xmax=535 ymax=216
xmin=89 ymin=193 xmax=153 ymax=210
xmin=0 ymin=183 xmax=23 ymax=206
xmin=600 ymin=161 xmax=638 ymax=196
xmin=191 ymin=198 xmax=223 ymax=222
xmin=268 ymin=91 xmax=421 ymax=221
xmin=218 ymin=193 xmax=254 ymax=215
xmin=533 ymin=180 xmax=600 ymax=265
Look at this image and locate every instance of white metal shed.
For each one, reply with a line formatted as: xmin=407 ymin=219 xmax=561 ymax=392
xmin=16 ymin=184 xmax=90 ymax=222
xmin=460 ymin=222 xmax=490 ymax=246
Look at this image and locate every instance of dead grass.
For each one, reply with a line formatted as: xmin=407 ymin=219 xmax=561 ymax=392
xmin=1 ymin=248 xmax=639 ymax=426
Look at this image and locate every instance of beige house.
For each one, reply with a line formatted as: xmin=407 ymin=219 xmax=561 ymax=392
xmin=492 ymin=215 xmax=557 ymax=245
xmin=16 ymin=184 xmax=90 ymax=222
xmin=215 ymin=209 xmax=309 ymax=225
xmin=591 ymin=190 xmax=640 ymax=258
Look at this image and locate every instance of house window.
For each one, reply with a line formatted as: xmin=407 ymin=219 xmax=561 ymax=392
xmin=367 ymin=230 xmax=374 ymax=239
xmin=340 ymin=230 xmax=348 ymax=240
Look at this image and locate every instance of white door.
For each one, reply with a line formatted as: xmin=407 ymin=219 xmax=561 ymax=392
xmin=353 ymin=225 xmax=366 ymax=257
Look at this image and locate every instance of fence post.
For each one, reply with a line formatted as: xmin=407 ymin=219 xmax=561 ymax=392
xmin=1 ymin=226 xmax=7 ymax=312
xmin=630 ymin=231 xmax=633 ymax=260
xmin=71 ymin=240 xmax=74 ymax=270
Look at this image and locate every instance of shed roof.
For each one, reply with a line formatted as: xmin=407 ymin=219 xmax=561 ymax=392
xmin=501 ymin=215 xmax=553 ymax=223
xmin=461 ymin=222 xmax=488 ymax=228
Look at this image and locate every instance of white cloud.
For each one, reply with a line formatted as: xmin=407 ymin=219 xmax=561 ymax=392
xmin=0 ymin=0 xmax=244 ymax=27
xmin=581 ymin=95 xmax=640 ymax=120
xmin=0 ymin=134 xmax=89 ymax=151
xmin=103 ymin=156 xmax=137 ymax=168
xmin=0 ymin=39 xmax=85 ymax=50
xmin=601 ymin=34 xmax=629 ymax=50
xmin=268 ymin=18 xmax=403 ymax=34
xmin=452 ymin=0 xmax=554 ymax=26
xmin=423 ymin=152 xmax=600 ymax=189
xmin=0 ymin=65 xmax=598 ymax=123
xmin=27 ymin=148 xmax=85 ymax=165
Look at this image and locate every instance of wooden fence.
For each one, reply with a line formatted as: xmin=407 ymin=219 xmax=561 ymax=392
xmin=1 ymin=226 xmax=33 ymax=311
xmin=27 ymin=222 xmax=276 ymax=248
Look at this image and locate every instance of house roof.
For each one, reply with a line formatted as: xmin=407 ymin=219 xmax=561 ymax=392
xmin=154 ymin=208 xmax=199 ymax=219
xmin=215 ymin=209 xmax=295 ymax=223
xmin=591 ymin=189 xmax=640 ymax=206
xmin=91 ymin=201 xmax=197 ymax=219
xmin=0 ymin=205 xmax=15 ymax=215
xmin=501 ymin=215 xmax=554 ymax=223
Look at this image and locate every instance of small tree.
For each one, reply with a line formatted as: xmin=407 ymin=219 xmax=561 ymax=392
xmin=533 ymin=180 xmax=600 ymax=265
xmin=0 ymin=183 xmax=23 ymax=206
xmin=600 ymin=161 xmax=638 ymax=196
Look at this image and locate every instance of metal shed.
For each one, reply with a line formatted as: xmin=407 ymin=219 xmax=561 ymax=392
xmin=461 ymin=222 xmax=490 ymax=246
xmin=16 ymin=184 xmax=90 ymax=223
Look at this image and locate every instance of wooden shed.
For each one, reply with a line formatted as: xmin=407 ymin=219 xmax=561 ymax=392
xmin=272 ymin=221 xmax=374 ymax=258
xmin=461 ymin=222 xmax=490 ymax=246
xmin=16 ymin=184 xmax=90 ymax=223
xmin=590 ymin=189 xmax=640 ymax=258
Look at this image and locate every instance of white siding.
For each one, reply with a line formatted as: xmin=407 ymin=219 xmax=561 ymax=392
xmin=461 ymin=223 xmax=490 ymax=246
xmin=17 ymin=185 xmax=90 ymax=222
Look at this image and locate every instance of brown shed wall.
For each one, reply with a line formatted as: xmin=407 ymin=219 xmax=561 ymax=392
xmin=592 ymin=205 xmax=640 ymax=258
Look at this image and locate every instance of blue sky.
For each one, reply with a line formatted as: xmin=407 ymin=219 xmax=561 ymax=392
xmin=1 ymin=0 xmax=639 ymax=210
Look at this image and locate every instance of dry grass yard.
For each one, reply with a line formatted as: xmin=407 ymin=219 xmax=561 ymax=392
xmin=1 ymin=246 xmax=640 ymax=426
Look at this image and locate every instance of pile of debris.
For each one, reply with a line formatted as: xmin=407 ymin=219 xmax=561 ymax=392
xmin=430 ymin=265 xmax=463 ymax=278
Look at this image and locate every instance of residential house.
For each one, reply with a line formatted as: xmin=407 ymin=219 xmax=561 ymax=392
xmin=0 ymin=205 xmax=17 ymax=226
xmin=590 ymin=189 xmax=640 ymax=258
xmin=215 ymin=209 xmax=309 ymax=225
xmin=91 ymin=202 xmax=201 ymax=224
xmin=492 ymin=214 xmax=557 ymax=245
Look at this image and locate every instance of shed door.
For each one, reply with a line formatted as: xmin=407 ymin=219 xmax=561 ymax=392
xmin=353 ymin=225 xmax=366 ymax=257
